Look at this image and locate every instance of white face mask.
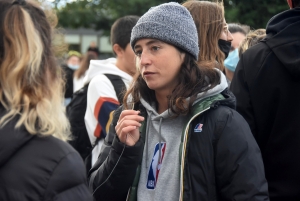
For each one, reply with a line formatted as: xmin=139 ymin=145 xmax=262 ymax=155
xmin=68 ymin=64 xmax=79 ymax=70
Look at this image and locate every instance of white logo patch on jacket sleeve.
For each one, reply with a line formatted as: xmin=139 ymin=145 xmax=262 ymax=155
xmin=194 ymin=123 xmax=203 ymax=132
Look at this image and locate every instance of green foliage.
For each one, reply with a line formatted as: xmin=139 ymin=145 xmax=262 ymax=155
xmin=56 ymin=0 xmax=184 ymax=34
xmin=55 ymin=0 xmax=290 ymax=33
xmin=224 ymin=0 xmax=289 ymax=29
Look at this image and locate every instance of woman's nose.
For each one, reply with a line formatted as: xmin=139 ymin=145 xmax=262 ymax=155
xmin=227 ymin=31 xmax=234 ymax=42
xmin=140 ymin=51 xmax=151 ymax=66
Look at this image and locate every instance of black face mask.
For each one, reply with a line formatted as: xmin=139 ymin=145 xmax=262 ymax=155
xmin=218 ymin=39 xmax=231 ymax=59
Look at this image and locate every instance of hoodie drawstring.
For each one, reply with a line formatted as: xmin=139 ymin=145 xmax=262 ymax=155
xmin=145 ymin=111 xmax=152 ymax=169
xmin=145 ymin=112 xmax=164 ymax=170
xmin=158 ymin=117 xmax=163 ymax=170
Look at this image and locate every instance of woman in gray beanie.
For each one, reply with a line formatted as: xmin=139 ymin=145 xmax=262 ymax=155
xmin=88 ymin=2 xmax=269 ymax=201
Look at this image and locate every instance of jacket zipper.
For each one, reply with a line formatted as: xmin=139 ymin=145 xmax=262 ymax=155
xmin=179 ymin=107 xmax=210 ymax=201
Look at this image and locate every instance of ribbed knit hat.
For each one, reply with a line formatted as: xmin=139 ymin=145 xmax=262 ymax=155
xmin=130 ymin=2 xmax=199 ymax=60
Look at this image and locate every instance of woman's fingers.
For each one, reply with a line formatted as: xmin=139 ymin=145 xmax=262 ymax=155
xmin=115 ymin=110 xmax=145 ymax=146
xmin=117 ymin=110 xmax=144 ymax=123
xmin=117 ymin=126 xmax=140 ymax=146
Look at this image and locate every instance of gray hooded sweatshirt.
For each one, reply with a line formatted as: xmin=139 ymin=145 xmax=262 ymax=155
xmin=137 ymin=71 xmax=228 ymax=201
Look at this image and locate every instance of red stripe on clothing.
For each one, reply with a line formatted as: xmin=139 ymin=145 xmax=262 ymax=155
xmin=94 ymin=97 xmax=119 ymax=118
xmin=94 ymin=124 xmax=102 ymax=138
xmin=93 ymin=97 xmax=119 ymax=138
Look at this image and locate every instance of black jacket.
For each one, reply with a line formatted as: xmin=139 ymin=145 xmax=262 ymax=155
xmin=0 ymin=104 xmax=93 ymax=201
xmin=62 ymin=64 xmax=75 ymax=99
xmin=230 ymin=8 xmax=300 ymax=201
xmin=88 ymin=89 xmax=269 ymax=201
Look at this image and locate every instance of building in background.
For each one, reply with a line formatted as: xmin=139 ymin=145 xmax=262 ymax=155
xmin=60 ymin=28 xmax=114 ymax=59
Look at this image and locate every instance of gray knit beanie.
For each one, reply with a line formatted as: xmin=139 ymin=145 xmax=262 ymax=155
xmin=130 ymin=2 xmax=199 ymax=60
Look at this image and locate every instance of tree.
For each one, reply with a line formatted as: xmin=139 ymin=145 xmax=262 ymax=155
xmin=224 ymin=0 xmax=289 ymax=29
xmin=55 ymin=0 xmax=290 ymax=33
xmin=55 ymin=0 xmax=184 ymax=34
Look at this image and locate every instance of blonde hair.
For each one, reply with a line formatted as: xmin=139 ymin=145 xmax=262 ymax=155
xmin=183 ymin=0 xmax=226 ymax=70
xmin=239 ymin=29 xmax=266 ymax=57
xmin=0 ymin=0 xmax=70 ymax=141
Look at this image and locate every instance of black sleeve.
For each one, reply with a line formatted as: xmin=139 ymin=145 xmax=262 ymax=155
xmin=230 ymin=55 xmax=257 ymax=137
xmin=88 ymin=106 xmax=144 ymax=201
xmin=215 ymin=108 xmax=269 ymax=201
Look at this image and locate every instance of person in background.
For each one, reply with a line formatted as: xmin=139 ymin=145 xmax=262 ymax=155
xmin=224 ymin=23 xmax=249 ymax=86
xmin=230 ymin=0 xmax=300 ymax=200
xmin=183 ymin=0 xmax=233 ymax=71
xmin=0 ymin=0 xmax=92 ymax=200
xmin=62 ymin=50 xmax=81 ymax=105
xmin=238 ymin=29 xmax=266 ymax=57
xmin=84 ymin=15 xmax=139 ymax=167
xmin=87 ymin=41 xmax=100 ymax=58
xmin=88 ymin=3 xmax=269 ymax=201
xmin=228 ymin=23 xmax=249 ymax=51
xmin=73 ymin=51 xmax=98 ymax=92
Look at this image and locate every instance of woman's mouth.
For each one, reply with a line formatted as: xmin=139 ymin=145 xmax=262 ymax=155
xmin=143 ymin=72 xmax=155 ymax=77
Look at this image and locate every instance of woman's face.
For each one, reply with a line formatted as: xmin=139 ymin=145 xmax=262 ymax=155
xmin=67 ymin=55 xmax=80 ymax=66
xmin=230 ymin=32 xmax=246 ymax=51
xmin=219 ymin=20 xmax=233 ymax=42
xmin=134 ymin=39 xmax=185 ymax=93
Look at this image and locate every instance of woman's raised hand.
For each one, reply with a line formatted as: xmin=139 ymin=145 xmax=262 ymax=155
xmin=115 ymin=110 xmax=145 ymax=146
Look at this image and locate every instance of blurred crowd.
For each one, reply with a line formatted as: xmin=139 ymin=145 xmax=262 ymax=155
xmin=1 ymin=0 xmax=299 ymax=201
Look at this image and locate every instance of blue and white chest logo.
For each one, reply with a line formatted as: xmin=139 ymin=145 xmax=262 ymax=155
xmin=146 ymin=142 xmax=166 ymax=190
xmin=194 ymin=123 xmax=203 ymax=132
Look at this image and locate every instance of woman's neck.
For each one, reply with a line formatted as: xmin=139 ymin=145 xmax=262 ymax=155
xmin=155 ymin=90 xmax=170 ymax=114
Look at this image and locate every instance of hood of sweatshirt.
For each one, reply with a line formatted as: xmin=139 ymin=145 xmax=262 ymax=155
xmin=82 ymin=58 xmax=133 ymax=85
xmin=264 ymin=7 xmax=300 ymax=78
xmin=0 ymin=104 xmax=34 ymax=167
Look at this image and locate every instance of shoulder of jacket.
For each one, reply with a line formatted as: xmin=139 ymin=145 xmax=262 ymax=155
xmin=242 ymin=41 xmax=272 ymax=61
xmin=43 ymin=136 xmax=78 ymax=157
xmin=89 ymin=74 xmax=112 ymax=85
xmin=190 ymin=105 xmax=234 ymax=137
xmin=191 ymin=105 xmax=232 ymax=123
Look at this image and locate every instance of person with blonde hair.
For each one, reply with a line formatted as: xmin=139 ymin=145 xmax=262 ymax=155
xmin=62 ymin=50 xmax=81 ymax=105
xmin=0 ymin=0 xmax=92 ymax=200
xmin=182 ymin=0 xmax=233 ymax=71
xmin=238 ymin=29 xmax=266 ymax=57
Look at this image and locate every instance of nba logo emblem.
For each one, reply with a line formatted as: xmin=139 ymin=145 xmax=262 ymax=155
xmin=146 ymin=142 xmax=166 ymax=190
xmin=194 ymin=123 xmax=203 ymax=132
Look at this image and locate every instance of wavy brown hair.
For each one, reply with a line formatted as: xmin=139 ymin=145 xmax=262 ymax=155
xmin=123 ymin=51 xmax=221 ymax=116
xmin=183 ymin=0 xmax=226 ymax=71
xmin=74 ymin=52 xmax=98 ymax=79
xmin=0 ymin=0 xmax=70 ymax=141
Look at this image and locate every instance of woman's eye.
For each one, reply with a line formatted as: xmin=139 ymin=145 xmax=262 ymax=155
xmin=151 ymin=46 xmax=160 ymax=51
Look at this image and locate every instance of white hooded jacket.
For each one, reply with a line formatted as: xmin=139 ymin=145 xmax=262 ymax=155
xmin=84 ymin=58 xmax=133 ymax=166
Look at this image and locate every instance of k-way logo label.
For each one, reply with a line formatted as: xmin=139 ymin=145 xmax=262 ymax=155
xmin=146 ymin=142 xmax=166 ymax=190
xmin=194 ymin=123 xmax=203 ymax=132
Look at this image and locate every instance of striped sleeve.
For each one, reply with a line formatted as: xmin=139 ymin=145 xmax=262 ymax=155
xmin=85 ymin=74 xmax=121 ymax=142
xmin=93 ymin=97 xmax=119 ymax=138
